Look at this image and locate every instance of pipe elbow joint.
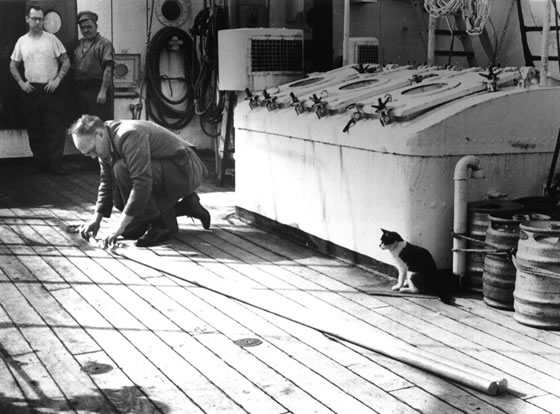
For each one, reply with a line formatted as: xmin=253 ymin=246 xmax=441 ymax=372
xmin=454 ymin=155 xmax=482 ymax=180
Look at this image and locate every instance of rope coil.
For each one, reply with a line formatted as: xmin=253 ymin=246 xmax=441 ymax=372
xmin=424 ymin=0 xmax=462 ymax=16
xmin=424 ymin=0 xmax=490 ymax=35
xmin=462 ymin=0 xmax=490 ymax=35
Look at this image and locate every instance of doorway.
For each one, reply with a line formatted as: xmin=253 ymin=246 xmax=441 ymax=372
xmin=0 ymin=0 xmax=77 ymax=130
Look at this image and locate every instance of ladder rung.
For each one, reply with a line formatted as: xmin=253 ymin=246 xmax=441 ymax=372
xmin=435 ymin=50 xmax=475 ymax=57
xmin=523 ymin=26 xmax=560 ymax=32
xmin=530 ymin=55 xmax=560 ymax=61
xmin=435 ymin=29 xmax=468 ymax=36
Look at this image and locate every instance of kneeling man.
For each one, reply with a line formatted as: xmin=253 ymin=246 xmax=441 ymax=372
xmin=70 ymin=114 xmax=211 ymax=247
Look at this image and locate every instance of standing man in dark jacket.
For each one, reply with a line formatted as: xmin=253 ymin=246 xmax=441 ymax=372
xmin=69 ymin=114 xmax=211 ymax=247
xmin=73 ymin=11 xmax=114 ymax=120
xmin=9 ymin=5 xmax=71 ymax=175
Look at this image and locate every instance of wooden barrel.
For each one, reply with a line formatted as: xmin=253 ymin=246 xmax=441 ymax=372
xmin=466 ymin=201 xmax=523 ymax=292
xmin=514 ymin=220 xmax=560 ymax=329
xmin=483 ymin=213 xmax=549 ymax=310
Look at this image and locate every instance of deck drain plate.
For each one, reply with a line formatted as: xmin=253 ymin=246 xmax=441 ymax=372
xmin=234 ymin=338 xmax=262 ymax=347
xmin=82 ymin=362 xmax=113 ymax=375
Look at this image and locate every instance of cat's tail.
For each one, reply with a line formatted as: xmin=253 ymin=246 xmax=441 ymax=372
xmin=435 ymin=269 xmax=459 ymax=305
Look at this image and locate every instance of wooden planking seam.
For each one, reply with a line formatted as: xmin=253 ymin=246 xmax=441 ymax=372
xmin=0 ymin=196 xmax=208 ymax=410
xmin=149 ymin=220 xmax=516 ymax=404
xmin=0 ymin=268 xmax=114 ymax=412
xmin=387 ymin=295 xmax=560 ymax=377
xmin=407 ymin=295 xmax=560 ymax=367
xmin=88 ymin=256 xmax=316 ymax=414
xmin=160 ymin=282 xmax=381 ymax=414
xmin=171 ymin=231 xmax=328 ymax=309
xmin=189 ymin=287 xmax=423 ymax=414
xmin=176 ymin=228 xmax=389 ymax=315
xmin=184 ymin=274 xmax=513 ymax=414
xmin=342 ymin=340 xmax=549 ymax=414
xmin=93 ymin=251 xmax=334 ymax=412
xmin=2 ymin=167 xmax=552 ymax=410
xmin=169 ymin=229 xmax=499 ymax=371
xmin=523 ymin=394 xmax=560 ymax=414
xmin=57 ymin=246 xmax=291 ymax=413
xmin=192 ymin=227 xmax=391 ymax=311
xmin=215 ymin=221 xmax=384 ymax=285
xmin=114 ymin=246 xmax=508 ymax=399
xmin=41 ymin=257 xmax=212 ymax=413
xmin=195 ymin=228 xmax=367 ymax=293
xmin=456 ymin=297 xmax=560 ymax=350
xmin=391 ymin=386 xmax=465 ymax=414
xmin=369 ymin=298 xmax=555 ymax=399
xmin=0 ymin=356 xmax=35 ymax=414
xmin=180 ymin=220 xmax=560 ymax=404
xmin=92 ymin=246 xmax=372 ymax=414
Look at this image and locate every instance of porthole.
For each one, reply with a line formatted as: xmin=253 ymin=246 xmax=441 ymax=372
xmin=114 ymin=63 xmax=129 ymax=78
xmin=155 ymin=0 xmax=188 ymax=27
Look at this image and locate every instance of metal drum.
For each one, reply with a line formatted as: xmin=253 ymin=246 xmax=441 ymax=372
xmin=466 ymin=201 xmax=523 ymax=292
xmin=514 ymin=220 xmax=560 ymax=329
xmin=483 ymin=213 xmax=549 ymax=309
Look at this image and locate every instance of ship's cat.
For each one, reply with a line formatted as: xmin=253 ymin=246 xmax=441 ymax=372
xmin=379 ymin=229 xmax=453 ymax=303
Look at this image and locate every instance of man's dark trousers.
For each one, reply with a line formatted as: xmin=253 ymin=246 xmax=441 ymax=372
xmin=23 ymin=84 xmax=66 ymax=171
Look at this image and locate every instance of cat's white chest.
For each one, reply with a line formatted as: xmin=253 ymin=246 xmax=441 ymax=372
xmin=388 ymin=242 xmax=408 ymax=273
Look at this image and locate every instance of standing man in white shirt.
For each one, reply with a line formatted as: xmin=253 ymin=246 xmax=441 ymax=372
xmin=9 ymin=5 xmax=71 ymax=175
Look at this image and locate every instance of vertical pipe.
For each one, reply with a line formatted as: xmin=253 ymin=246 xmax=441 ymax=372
xmin=342 ymin=0 xmax=350 ymax=66
xmin=265 ymin=0 xmax=271 ymax=28
xmin=427 ymin=14 xmax=437 ymax=65
xmin=110 ymin=0 xmax=114 ymax=45
xmin=453 ymin=156 xmax=482 ymax=279
xmin=453 ymin=179 xmax=468 ymax=277
xmin=540 ymin=0 xmax=552 ymax=85
xmin=545 ymin=128 xmax=560 ymax=194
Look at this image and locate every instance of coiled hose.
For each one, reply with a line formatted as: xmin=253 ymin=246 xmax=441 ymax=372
xmin=191 ymin=6 xmax=228 ymax=137
xmin=145 ymin=27 xmax=196 ymax=129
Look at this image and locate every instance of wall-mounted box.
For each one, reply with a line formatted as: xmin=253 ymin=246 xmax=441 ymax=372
xmin=113 ymin=53 xmax=141 ymax=89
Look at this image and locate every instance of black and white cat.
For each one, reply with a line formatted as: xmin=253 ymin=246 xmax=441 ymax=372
xmin=379 ymin=229 xmax=453 ymax=302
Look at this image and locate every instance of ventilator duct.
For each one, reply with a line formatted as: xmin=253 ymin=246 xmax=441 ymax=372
xmin=218 ymin=28 xmax=304 ymax=91
xmin=349 ymin=37 xmax=379 ymax=65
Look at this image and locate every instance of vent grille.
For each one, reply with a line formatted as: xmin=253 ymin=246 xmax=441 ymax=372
xmin=357 ymin=44 xmax=379 ymax=64
xmin=250 ymin=38 xmax=303 ymax=72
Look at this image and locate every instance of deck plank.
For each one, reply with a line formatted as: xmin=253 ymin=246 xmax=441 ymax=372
xmin=86 ymin=257 xmax=289 ymax=414
xmin=390 ymin=386 xmax=464 ymax=413
xmin=49 ymin=282 xmax=205 ymax=414
xmin=2 ymin=161 xmax=560 ymax=413
xmin=0 ymin=268 xmax=110 ymax=413
xmin=0 ymin=355 xmax=34 ymax=414
xmin=375 ymin=297 xmax=560 ymax=397
xmin=195 ymin=223 xmax=552 ymax=411
xmin=194 ymin=290 xmax=420 ymax=414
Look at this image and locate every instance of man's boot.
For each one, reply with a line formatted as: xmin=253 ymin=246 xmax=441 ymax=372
xmin=175 ymin=193 xmax=211 ymax=229
xmin=135 ymin=216 xmax=171 ymax=247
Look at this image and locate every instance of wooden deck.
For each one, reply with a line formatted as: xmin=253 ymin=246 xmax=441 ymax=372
xmin=1 ymin=156 xmax=560 ymax=414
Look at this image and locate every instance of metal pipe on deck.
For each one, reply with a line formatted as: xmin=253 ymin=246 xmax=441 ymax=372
xmin=453 ymin=155 xmax=485 ymax=279
xmin=109 ymin=245 xmax=508 ymax=396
